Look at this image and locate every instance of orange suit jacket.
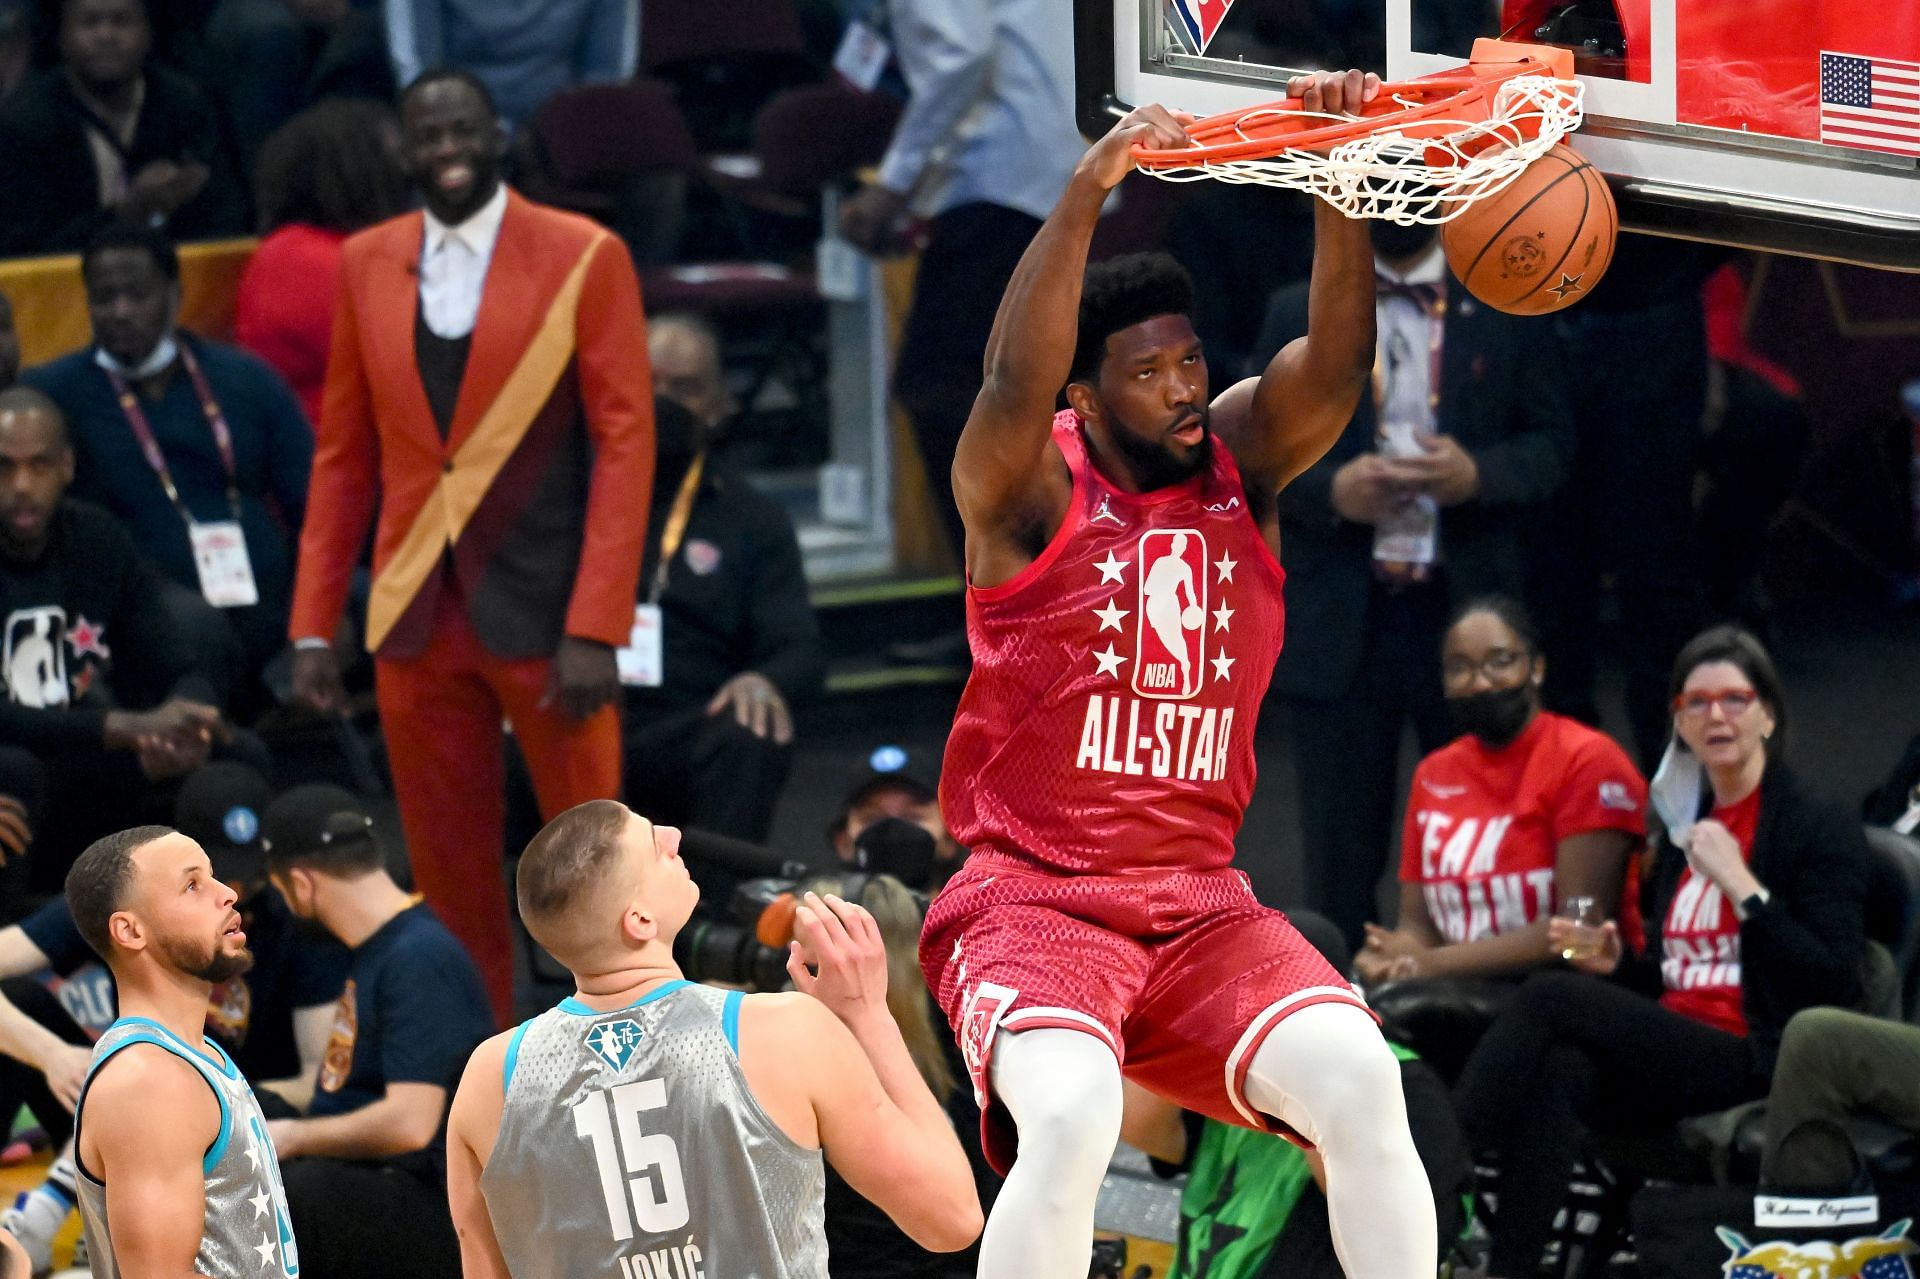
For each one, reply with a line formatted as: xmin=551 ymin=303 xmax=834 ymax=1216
xmin=290 ymin=189 xmax=654 ymax=661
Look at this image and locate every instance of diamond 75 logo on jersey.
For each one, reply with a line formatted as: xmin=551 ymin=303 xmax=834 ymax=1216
xmin=585 ymin=1019 xmax=646 ymax=1071
xmin=1134 ymin=529 xmax=1208 ymax=700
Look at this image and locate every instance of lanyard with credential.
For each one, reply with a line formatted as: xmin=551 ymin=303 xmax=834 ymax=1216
xmin=106 ymin=343 xmax=242 ymax=524
xmin=648 ymin=454 xmax=706 ymax=606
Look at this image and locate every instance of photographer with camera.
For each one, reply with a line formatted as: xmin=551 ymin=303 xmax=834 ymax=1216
xmin=669 ymin=783 xmax=958 ymax=995
xmin=447 ymin=801 xmax=982 ymax=1278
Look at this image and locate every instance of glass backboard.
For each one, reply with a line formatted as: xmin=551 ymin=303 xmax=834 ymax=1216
xmin=1077 ymin=0 xmax=1920 ymax=270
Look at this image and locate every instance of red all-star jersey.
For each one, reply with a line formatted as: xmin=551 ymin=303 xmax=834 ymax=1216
xmin=940 ymin=410 xmax=1285 ymax=876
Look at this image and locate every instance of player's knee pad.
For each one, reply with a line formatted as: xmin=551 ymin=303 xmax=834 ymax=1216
xmin=1245 ymin=1002 xmax=1402 ymax=1151
xmin=993 ymin=1027 xmax=1123 ymax=1175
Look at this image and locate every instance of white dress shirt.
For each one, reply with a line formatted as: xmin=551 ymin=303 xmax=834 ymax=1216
xmin=875 ymin=0 xmax=1085 ymax=222
xmin=419 ymin=183 xmax=509 ymax=340
xmin=1375 ymin=243 xmax=1448 ymax=434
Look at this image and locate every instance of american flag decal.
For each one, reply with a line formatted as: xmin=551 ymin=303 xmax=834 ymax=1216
xmin=1820 ymin=51 xmax=1920 ymax=157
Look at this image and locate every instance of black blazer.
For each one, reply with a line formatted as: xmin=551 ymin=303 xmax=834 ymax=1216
xmin=1626 ymin=761 xmax=1869 ymax=1074
xmin=0 ymin=66 xmax=246 ymax=257
xmin=1256 ymin=275 xmax=1576 ymax=699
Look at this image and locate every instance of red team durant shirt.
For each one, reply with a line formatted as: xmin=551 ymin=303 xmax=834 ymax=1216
xmin=1659 ymin=787 xmax=1761 ymax=1037
xmin=940 ymin=411 xmax=1285 ymax=874
xmin=1401 ymin=712 xmax=1646 ymax=944
xmin=924 ymin=411 xmax=1366 ymax=1173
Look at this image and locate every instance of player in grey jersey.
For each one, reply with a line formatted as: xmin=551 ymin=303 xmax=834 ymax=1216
xmin=447 ymin=800 xmax=982 ymax=1279
xmin=64 ymin=825 xmax=300 ymax=1279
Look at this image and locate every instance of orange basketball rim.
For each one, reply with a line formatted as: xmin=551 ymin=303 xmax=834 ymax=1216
xmin=1131 ymin=39 xmax=1578 ymax=170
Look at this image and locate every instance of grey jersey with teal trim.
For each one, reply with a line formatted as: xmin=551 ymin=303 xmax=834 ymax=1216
xmin=75 ymin=1017 xmax=300 ymax=1279
xmin=481 ymin=980 xmax=827 ymax=1279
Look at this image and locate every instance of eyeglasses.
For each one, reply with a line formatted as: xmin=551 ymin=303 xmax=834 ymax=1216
xmin=1672 ymin=689 xmax=1760 ymax=719
xmin=1442 ymin=648 xmax=1529 ymax=686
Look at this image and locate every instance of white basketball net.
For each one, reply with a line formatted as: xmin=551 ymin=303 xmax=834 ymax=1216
xmin=1138 ymin=76 xmax=1585 ymax=225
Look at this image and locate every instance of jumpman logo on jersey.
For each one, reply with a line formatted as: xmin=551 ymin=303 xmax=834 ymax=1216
xmin=1091 ymin=494 xmax=1125 ymax=527
xmin=585 ymin=1019 xmax=646 ymax=1071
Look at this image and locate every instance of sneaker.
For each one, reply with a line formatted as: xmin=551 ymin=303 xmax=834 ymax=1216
xmin=0 ymin=1190 xmax=58 ymax=1277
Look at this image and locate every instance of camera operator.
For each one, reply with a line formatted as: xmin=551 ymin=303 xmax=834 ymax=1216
xmin=670 ymin=813 xmax=947 ymax=993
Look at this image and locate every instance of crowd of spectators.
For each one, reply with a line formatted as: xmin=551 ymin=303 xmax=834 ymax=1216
xmin=0 ymin=1 xmax=1910 ymax=1277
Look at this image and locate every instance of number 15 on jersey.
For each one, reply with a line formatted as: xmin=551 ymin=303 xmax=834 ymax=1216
xmin=573 ymin=1080 xmax=690 ymax=1239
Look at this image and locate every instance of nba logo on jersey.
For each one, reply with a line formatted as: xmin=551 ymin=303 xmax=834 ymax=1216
xmin=1170 ymin=0 xmax=1236 ymax=55
xmin=1133 ymin=530 xmax=1208 ymax=700
xmin=585 ymin=1019 xmax=645 ymax=1071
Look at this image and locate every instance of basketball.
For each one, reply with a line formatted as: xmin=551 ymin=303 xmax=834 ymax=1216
xmin=1440 ymin=144 xmax=1617 ymax=316
xmin=1182 ymin=605 xmax=1203 ymax=629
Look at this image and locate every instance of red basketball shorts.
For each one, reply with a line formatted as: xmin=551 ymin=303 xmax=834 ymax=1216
xmin=919 ymin=859 xmax=1375 ymax=1175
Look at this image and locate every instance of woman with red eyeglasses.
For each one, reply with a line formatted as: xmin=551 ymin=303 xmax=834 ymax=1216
xmin=1452 ymin=625 xmax=1868 ymax=1279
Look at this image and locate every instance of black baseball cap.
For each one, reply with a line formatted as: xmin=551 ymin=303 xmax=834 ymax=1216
xmin=172 ymin=762 xmax=272 ymax=886
xmin=261 ymin=784 xmax=375 ymax=867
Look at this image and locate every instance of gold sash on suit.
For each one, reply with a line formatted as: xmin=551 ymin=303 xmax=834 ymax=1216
xmin=363 ymin=232 xmax=606 ymax=652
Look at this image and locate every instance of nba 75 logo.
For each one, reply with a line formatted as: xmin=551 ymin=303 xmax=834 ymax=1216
xmin=1134 ymin=530 xmax=1207 ymax=700
xmin=1718 ymin=1220 xmax=1917 ymax=1279
xmin=586 ymin=1018 xmax=645 ymax=1071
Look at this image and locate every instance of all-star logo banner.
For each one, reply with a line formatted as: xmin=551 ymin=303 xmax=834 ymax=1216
xmin=1170 ymin=0 xmax=1237 ymax=55
xmin=1718 ymin=1218 xmax=1917 ymax=1279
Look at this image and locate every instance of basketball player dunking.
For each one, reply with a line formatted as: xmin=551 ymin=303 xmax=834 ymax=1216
xmin=445 ymin=801 xmax=980 ymax=1279
xmin=919 ymin=80 xmax=1439 ymax=1278
xmin=64 ymin=827 xmax=300 ymax=1279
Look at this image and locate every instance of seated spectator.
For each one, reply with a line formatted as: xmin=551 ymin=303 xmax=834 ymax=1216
xmin=261 ymin=783 xmax=493 ymax=1279
xmin=1357 ymin=598 xmax=1644 ymax=986
xmin=1122 ymin=911 xmax=1471 ymax=1279
xmin=236 ymin=98 xmax=412 ymax=426
xmin=24 ymin=220 xmax=313 ymax=710
xmin=618 ymin=395 xmax=826 ymax=842
xmin=204 ymin=0 xmax=396 ymax=177
xmin=0 ymin=0 xmax=245 ymax=257
xmin=0 ymin=387 xmax=263 ymax=900
xmin=383 ymin=0 xmax=639 ymax=127
xmin=649 ymin=313 xmax=738 ymax=445
xmin=1455 ymin=625 xmax=1869 ymax=1279
xmin=1759 ymin=1006 xmax=1920 ymax=1190
xmin=0 ymin=762 xmax=347 ymax=1273
xmin=828 ymin=772 xmax=964 ymax=889
xmin=0 ymin=293 xmax=17 ymax=391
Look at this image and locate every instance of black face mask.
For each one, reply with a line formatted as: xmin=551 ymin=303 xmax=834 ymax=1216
xmin=1448 ymin=682 xmax=1536 ymax=748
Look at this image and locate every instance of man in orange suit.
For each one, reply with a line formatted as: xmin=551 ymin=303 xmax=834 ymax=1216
xmin=288 ymin=69 xmax=653 ymax=1022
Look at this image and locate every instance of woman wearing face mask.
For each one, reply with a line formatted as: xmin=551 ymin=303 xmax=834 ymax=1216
xmin=1357 ymin=597 xmax=1646 ymax=988
xmin=1452 ymin=625 xmax=1868 ymax=1279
